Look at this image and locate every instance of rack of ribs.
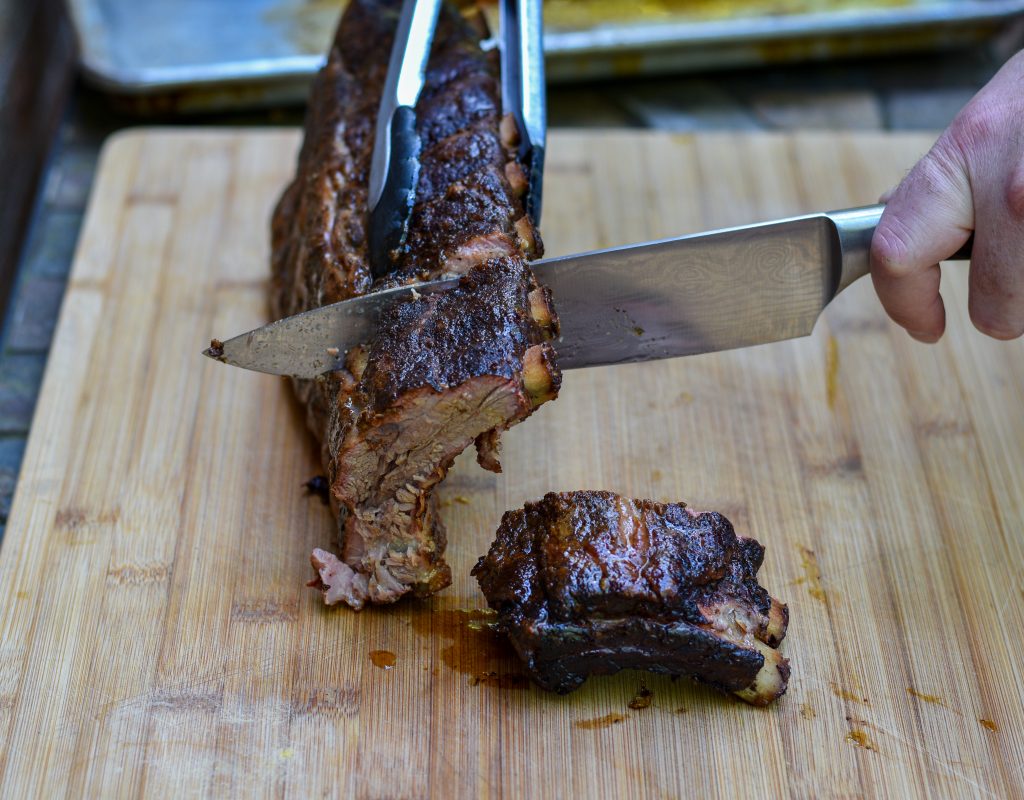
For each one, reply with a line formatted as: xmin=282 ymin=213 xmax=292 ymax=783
xmin=271 ymin=0 xmax=559 ymax=609
xmin=472 ymin=492 xmax=790 ymax=705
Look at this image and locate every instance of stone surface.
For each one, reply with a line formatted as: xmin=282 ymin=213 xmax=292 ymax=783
xmin=0 ymin=4 xmax=31 ymax=89
xmin=614 ymin=78 xmax=761 ymax=131
xmin=549 ymin=87 xmax=636 ymax=128
xmin=0 ymin=436 xmax=26 ymax=527
xmin=885 ymin=87 xmax=978 ymax=130
xmin=22 ymin=209 xmax=83 ymax=278
xmin=0 ymin=0 xmax=74 ymax=343
xmin=42 ymin=144 xmax=101 ymax=209
xmin=0 ymin=354 xmax=45 ymax=435
xmin=5 ymin=275 xmax=67 ymax=352
xmin=750 ymin=90 xmax=884 ymax=130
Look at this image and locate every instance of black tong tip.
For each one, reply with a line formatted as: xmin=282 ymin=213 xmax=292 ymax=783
xmin=368 ymin=105 xmax=422 ymax=278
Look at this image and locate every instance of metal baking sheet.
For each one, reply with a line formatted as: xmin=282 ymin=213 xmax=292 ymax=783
xmin=68 ymin=0 xmax=1024 ymax=112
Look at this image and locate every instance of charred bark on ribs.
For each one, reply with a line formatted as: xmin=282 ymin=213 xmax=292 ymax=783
xmin=472 ymin=492 xmax=790 ymax=705
xmin=271 ymin=0 xmax=559 ymax=609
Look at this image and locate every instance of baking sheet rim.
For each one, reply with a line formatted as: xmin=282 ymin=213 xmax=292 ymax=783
xmin=70 ymin=0 xmax=1024 ymax=93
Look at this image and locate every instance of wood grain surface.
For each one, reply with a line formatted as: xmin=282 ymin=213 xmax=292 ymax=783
xmin=0 ymin=129 xmax=1021 ymax=799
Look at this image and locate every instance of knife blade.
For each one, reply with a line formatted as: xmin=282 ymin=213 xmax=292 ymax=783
xmin=203 ymin=205 xmax=971 ymax=379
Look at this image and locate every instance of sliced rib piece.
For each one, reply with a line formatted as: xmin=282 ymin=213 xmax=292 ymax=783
xmin=313 ymin=260 xmax=558 ymax=606
xmin=270 ymin=0 xmax=558 ymax=608
xmin=472 ymin=491 xmax=790 ymax=705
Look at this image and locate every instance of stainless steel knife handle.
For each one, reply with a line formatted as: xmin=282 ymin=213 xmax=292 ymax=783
xmin=831 ymin=204 xmax=974 ymax=295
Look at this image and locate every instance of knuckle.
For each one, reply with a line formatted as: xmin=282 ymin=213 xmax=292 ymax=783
xmin=1005 ymin=160 xmax=1024 ymax=220
xmin=915 ymin=144 xmax=968 ymax=198
xmin=870 ymin=216 xmax=916 ymax=278
xmin=947 ymin=101 xmax=1003 ymax=154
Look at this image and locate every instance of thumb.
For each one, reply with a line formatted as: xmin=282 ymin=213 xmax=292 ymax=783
xmin=870 ymin=139 xmax=974 ymax=342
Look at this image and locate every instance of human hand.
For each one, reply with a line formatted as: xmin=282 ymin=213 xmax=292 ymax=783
xmin=870 ymin=50 xmax=1024 ymax=342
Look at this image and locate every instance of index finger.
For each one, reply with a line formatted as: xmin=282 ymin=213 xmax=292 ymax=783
xmin=870 ymin=141 xmax=973 ymax=342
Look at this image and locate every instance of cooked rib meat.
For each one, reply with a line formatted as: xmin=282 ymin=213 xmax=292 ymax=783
xmin=312 ymin=261 xmax=558 ymax=606
xmin=271 ymin=0 xmax=559 ymax=608
xmin=472 ymin=491 xmax=790 ymax=705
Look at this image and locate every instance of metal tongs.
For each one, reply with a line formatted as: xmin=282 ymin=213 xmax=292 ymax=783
xmin=367 ymin=0 xmax=546 ymax=277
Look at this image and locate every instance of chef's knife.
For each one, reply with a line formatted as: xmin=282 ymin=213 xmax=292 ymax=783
xmin=203 ymin=204 xmax=972 ymax=379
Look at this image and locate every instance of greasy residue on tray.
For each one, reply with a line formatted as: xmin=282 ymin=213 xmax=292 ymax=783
xmin=271 ymin=0 xmax=920 ymax=51
xmin=483 ymin=0 xmax=914 ymax=30
xmin=265 ymin=0 xmax=345 ymax=53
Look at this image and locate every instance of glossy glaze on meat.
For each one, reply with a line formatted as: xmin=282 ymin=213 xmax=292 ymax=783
xmin=271 ymin=0 xmax=559 ymax=608
xmin=473 ymin=491 xmax=790 ymax=704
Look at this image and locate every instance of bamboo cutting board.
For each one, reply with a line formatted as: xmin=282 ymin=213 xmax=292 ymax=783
xmin=1 ymin=129 xmax=1022 ymax=799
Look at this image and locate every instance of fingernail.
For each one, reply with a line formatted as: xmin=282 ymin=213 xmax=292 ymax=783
xmin=908 ymin=330 xmax=940 ymax=344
